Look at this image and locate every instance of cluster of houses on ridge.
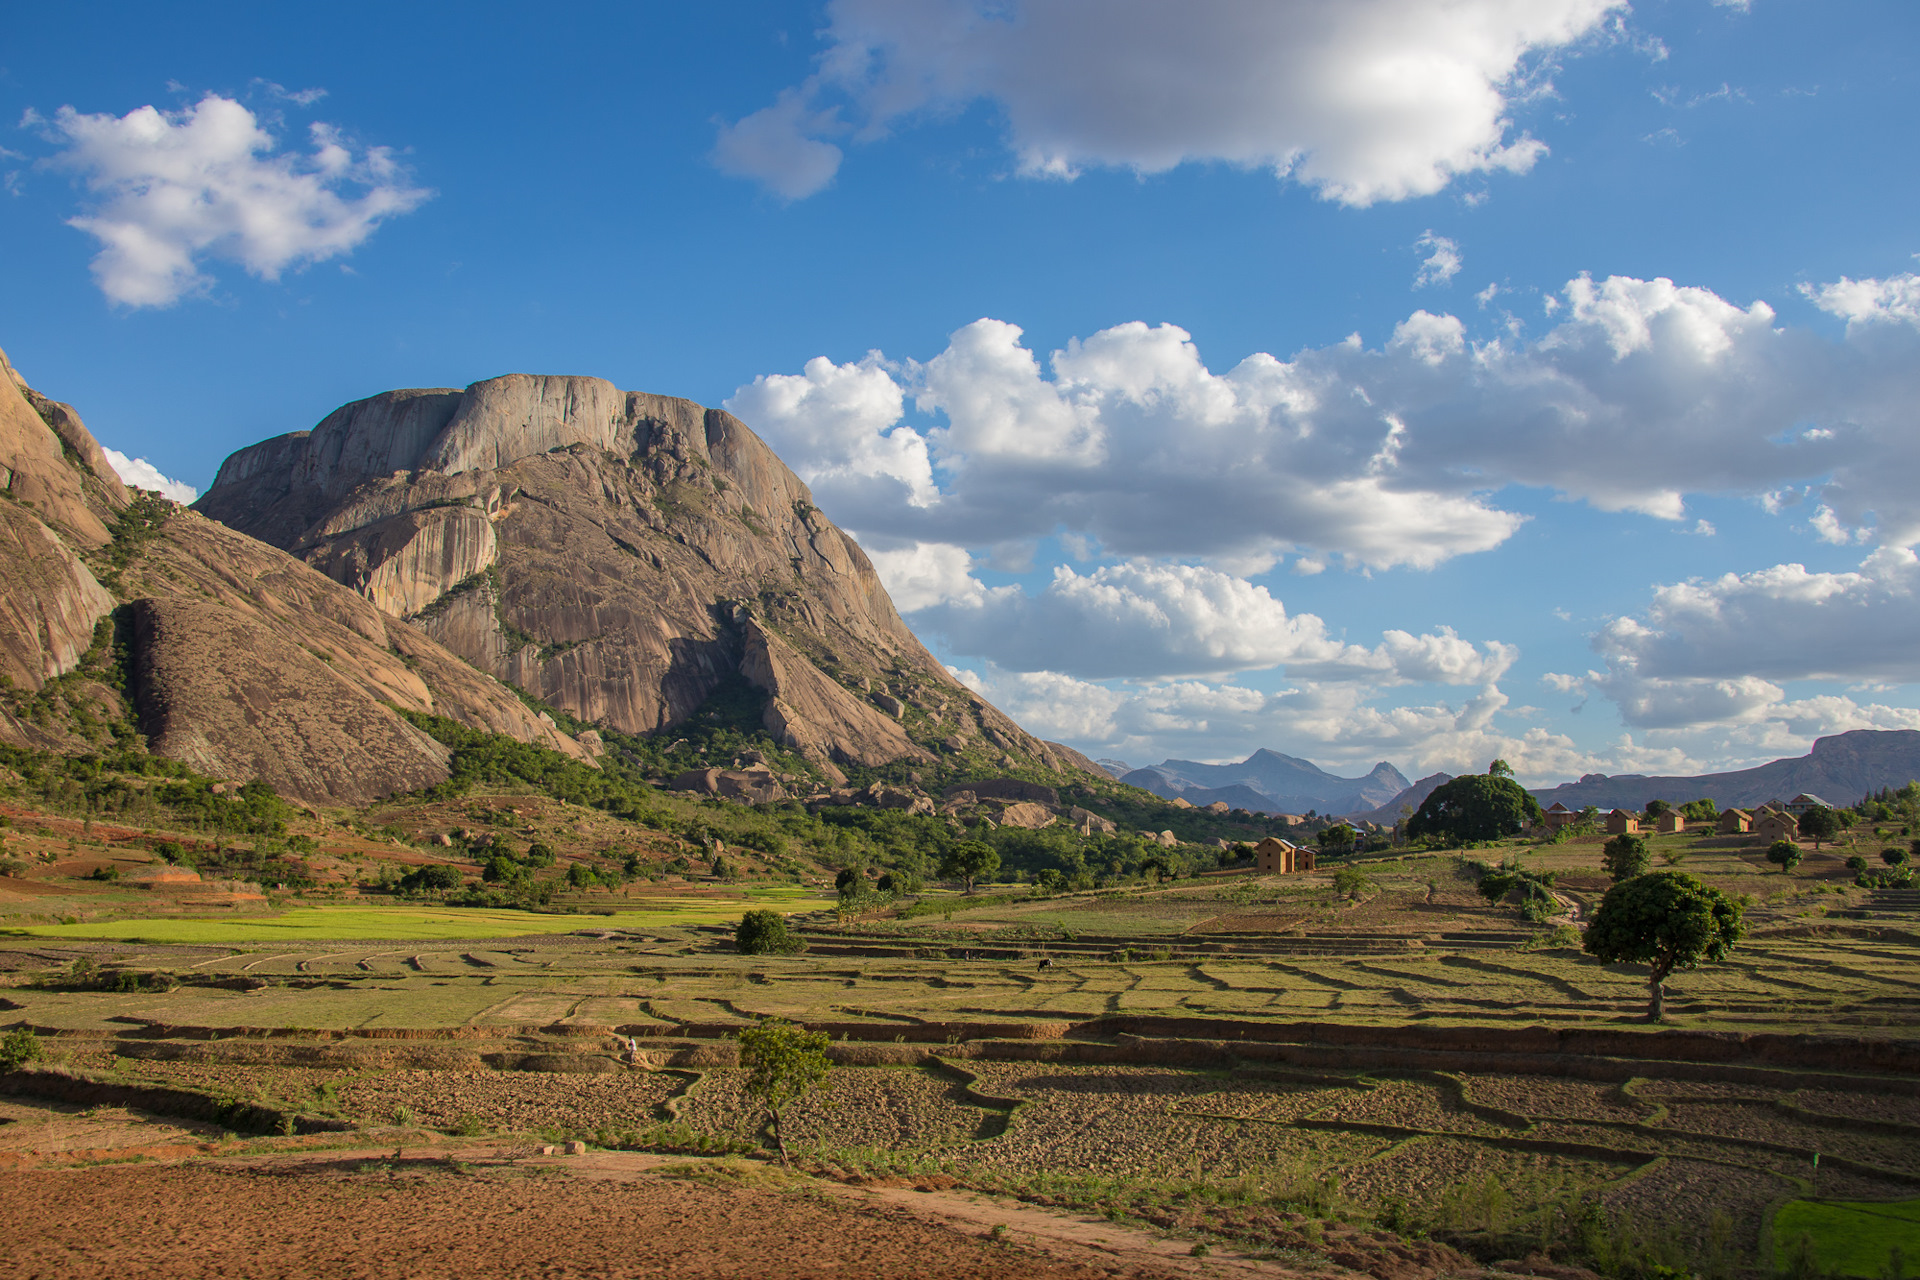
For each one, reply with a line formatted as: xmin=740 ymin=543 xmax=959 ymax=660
xmin=1540 ymin=793 xmax=1837 ymax=844
xmin=1227 ymin=793 xmax=1840 ymax=878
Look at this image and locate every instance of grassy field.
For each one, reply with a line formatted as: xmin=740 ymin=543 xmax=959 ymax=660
xmin=3 ymin=886 xmax=836 ymax=943
xmin=1773 ymin=1199 xmax=1920 ymax=1277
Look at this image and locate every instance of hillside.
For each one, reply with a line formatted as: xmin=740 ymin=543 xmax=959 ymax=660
xmin=1526 ymin=729 xmax=1920 ymax=811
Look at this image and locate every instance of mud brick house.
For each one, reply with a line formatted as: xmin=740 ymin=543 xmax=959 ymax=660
xmin=1253 ymin=837 xmax=1315 ymax=874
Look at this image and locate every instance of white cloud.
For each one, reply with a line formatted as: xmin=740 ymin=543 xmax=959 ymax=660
xmin=36 ymin=93 xmax=428 ymax=307
xmin=1414 ymin=231 xmax=1463 ymax=287
xmin=725 ymin=353 xmax=935 ymax=506
xmin=864 ymin=541 xmax=982 ymax=613
xmin=1580 ymin=547 xmax=1920 ymax=735
xmin=1802 ymin=272 xmax=1920 ymax=332
xmin=710 ymin=89 xmax=845 ymax=200
xmin=101 ymin=447 xmax=198 ymax=503
xmin=720 ymin=0 xmax=1625 ymax=206
xmin=891 ymin=554 xmax=1518 ymax=684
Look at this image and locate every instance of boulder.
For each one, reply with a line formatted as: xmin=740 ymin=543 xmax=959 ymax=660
xmin=1068 ymin=807 xmax=1117 ymax=835
xmin=1154 ymin=830 xmax=1179 ymax=847
xmin=943 ymin=777 xmax=1059 ymax=806
xmin=1204 ymin=801 xmax=1230 ymax=814
xmin=1169 ymin=797 xmax=1194 ymax=809
xmin=997 ymin=802 xmax=1056 ymax=830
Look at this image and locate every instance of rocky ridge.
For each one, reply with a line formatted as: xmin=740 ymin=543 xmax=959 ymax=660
xmin=196 ymin=373 xmax=1097 ymax=786
xmin=0 ymin=345 xmax=590 ymax=805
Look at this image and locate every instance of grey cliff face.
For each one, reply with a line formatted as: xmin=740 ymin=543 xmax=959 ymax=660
xmin=0 ymin=344 xmax=592 ymax=805
xmin=197 ymin=374 xmax=1088 ymax=779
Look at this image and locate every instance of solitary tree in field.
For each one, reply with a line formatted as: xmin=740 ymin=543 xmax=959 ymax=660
xmin=1766 ymin=839 xmax=1803 ymax=874
xmin=1319 ymin=823 xmax=1356 ymax=854
xmin=1583 ymin=871 xmax=1746 ymax=1021
xmin=1798 ymin=806 xmax=1842 ymax=850
xmin=735 ymin=909 xmax=804 ymax=955
xmin=940 ymin=841 xmax=1000 ymax=894
xmin=735 ymin=1018 xmax=831 ymax=1163
xmin=1602 ymin=834 xmax=1651 ymax=883
xmin=1407 ymin=773 xmax=1543 ymax=846
xmin=1885 ymin=845 xmax=1913 ymax=868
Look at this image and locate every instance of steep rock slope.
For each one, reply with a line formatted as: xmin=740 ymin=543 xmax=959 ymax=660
xmin=197 ymin=374 xmax=1093 ymax=781
xmin=0 ymin=345 xmax=587 ymax=805
xmin=1527 ymin=730 xmax=1920 ymax=812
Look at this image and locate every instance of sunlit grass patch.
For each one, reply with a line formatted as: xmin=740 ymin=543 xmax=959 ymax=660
xmin=1773 ymin=1199 xmax=1920 ymax=1278
xmin=8 ymin=889 xmax=838 ymax=943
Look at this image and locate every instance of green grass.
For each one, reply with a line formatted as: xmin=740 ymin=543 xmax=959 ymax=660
xmin=1774 ymin=1199 xmax=1920 ymax=1277
xmin=5 ymin=888 xmax=836 ymax=943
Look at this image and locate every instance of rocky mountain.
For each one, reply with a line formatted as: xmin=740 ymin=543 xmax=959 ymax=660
xmin=0 ymin=346 xmax=588 ymax=806
xmin=1526 ymin=730 xmax=1920 ymax=813
xmin=194 ymin=372 xmax=1096 ymax=788
xmin=1121 ymin=749 xmax=1410 ymax=816
xmin=1346 ymin=772 xmax=1454 ymax=825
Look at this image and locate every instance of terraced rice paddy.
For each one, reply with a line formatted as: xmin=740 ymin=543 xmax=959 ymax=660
xmin=4 ymin=871 xmax=1917 ymax=1275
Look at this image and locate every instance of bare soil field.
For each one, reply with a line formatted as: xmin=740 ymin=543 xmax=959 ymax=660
xmin=3 ymin=1146 xmax=1206 ymax=1280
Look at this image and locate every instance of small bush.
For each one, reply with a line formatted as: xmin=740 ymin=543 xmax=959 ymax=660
xmin=0 ymin=1027 xmax=43 ymax=1071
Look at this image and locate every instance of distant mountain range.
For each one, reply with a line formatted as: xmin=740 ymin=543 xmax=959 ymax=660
xmin=1120 ymin=749 xmax=1410 ymax=816
xmin=1524 ymin=730 xmax=1920 ymax=812
xmin=1109 ymin=729 xmax=1920 ymax=824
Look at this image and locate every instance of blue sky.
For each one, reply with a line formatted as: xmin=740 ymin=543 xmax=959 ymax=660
xmin=5 ymin=1 xmax=1919 ymax=786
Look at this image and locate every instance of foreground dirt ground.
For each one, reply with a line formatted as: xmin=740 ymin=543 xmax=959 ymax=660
xmin=3 ymin=1143 xmax=1328 ymax=1280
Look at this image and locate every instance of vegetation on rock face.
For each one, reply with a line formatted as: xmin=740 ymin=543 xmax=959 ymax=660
xmin=735 ymin=1017 xmax=830 ymax=1162
xmin=1583 ymin=870 xmax=1746 ymax=1021
xmin=1407 ymin=770 xmax=1544 ymax=846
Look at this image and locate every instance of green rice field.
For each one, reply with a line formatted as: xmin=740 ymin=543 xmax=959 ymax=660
xmin=2 ymin=887 xmax=835 ymax=943
xmin=1773 ymin=1199 xmax=1920 ymax=1277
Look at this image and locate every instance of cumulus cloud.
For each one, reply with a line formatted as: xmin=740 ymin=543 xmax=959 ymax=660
xmin=101 ymin=447 xmax=198 ymax=502
xmin=1802 ymin=272 xmax=1920 ymax=331
xmin=729 ymin=267 xmax=1920 ymax=574
xmin=1595 ymin=548 xmax=1920 ymax=690
xmin=710 ymin=89 xmax=845 ymax=199
xmin=726 ymin=353 xmax=935 ymax=506
xmin=718 ymin=0 xmax=1624 ymax=205
xmin=35 ymin=93 xmax=429 ymax=307
xmin=1414 ymin=231 xmax=1463 ymax=287
xmin=900 ymin=557 xmax=1517 ymax=683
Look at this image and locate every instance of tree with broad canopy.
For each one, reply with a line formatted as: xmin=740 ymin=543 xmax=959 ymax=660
xmin=1583 ymin=871 xmax=1745 ymax=1021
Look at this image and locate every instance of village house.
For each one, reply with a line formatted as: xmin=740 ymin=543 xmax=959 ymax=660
xmin=1755 ymin=808 xmax=1799 ymax=844
xmin=1606 ymin=809 xmax=1640 ymax=836
xmin=1543 ymin=802 xmax=1580 ymax=831
xmin=1717 ymin=808 xmax=1753 ymax=835
xmin=1252 ymin=836 xmax=1315 ymax=874
xmin=1654 ymin=809 xmax=1687 ymax=834
xmin=1786 ymin=793 xmax=1836 ymax=816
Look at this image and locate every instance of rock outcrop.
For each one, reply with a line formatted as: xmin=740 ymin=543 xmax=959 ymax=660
xmin=0 ymin=344 xmax=592 ymax=806
xmin=197 ymin=372 xmax=1093 ymax=781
